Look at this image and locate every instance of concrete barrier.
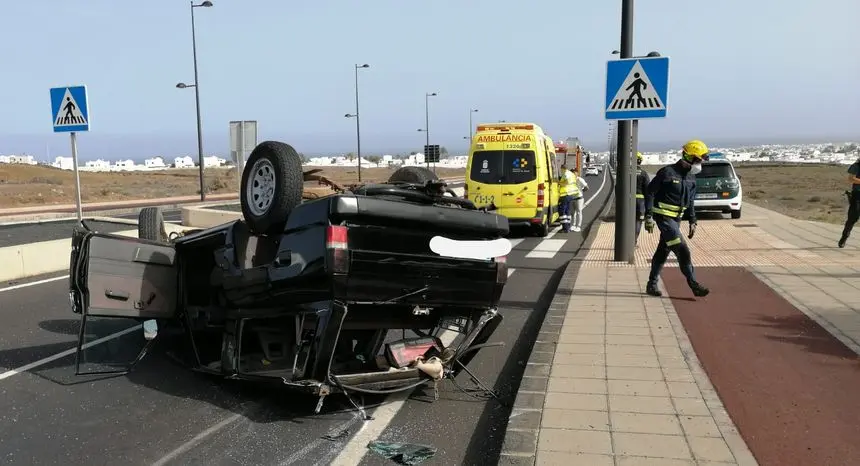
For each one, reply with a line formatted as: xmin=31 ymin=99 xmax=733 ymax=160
xmin=180 ymin=186 xmax=466 ymax=229
xmin=181 ymin=205 xmax=242 ymax=229
xmin=0 ymin=222 xmax=194 ymax=283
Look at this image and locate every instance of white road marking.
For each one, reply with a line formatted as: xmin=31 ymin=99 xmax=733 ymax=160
xmin=0 ymin=324 xmax=142 ymax=381
xmin=330 ymin=325 xmax=462 ymax=465
xmin=508 ymin=238 xmax=524 ymax=248
xmin=525 ymin=239 xmax=567 ymax=259
xmin=153 ymin=412 xmax=245 ymax=466
xmin=0 ymin=275 xmax=67 ymax=293
xmin=523 ymin=170 xmax=609 ymax=259
xmin=508 ymin=268 xmax=516 ymax=277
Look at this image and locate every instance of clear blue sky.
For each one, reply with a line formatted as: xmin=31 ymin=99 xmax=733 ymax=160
xmin=2 ymin=0 xmax=859 ymax=160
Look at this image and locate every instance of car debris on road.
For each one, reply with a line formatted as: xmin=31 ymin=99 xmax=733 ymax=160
xmin=68 ymin=140 xmax=512 ymax=415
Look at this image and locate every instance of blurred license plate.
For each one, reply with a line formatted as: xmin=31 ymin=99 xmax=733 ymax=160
xmin=696 ymin=193 xmax=718 ymax=199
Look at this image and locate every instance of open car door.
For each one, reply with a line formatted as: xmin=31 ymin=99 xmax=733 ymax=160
xmin=69 ymin=226 xmax=178 ymax=376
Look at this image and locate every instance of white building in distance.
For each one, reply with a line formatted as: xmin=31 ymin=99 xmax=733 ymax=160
xmin=0 ymin=154 xmax=38 ymax=165
xmin=52 ymin=156 xmax=74 ymax=170
xmin=145 ymin=156 xmax=167 ymax=168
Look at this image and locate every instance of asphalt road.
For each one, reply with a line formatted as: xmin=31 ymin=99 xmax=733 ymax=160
xmin=0 ymin=171 xmax=611 ymax=465
xmin=0 ymin=212 xmax=183 ymax=248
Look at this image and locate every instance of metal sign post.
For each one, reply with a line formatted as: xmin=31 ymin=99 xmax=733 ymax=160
xmin=230 ymin=120 xmax=258 ymax=185
xmin=50 ymin=85 xmax=90 ymax=222
xmin=604 ymin=0 xmax=671 ymax=264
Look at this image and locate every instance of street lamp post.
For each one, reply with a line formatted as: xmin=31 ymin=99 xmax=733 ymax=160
xmin=417 ymin=92 xmax=437 ymax=168
xmin=463 ymin=108 xmax=478 ymax=145
xmin=345 ymin=64 xmax=369 ymax=182
xmin=176 ymin=0 xmax=213 ymax=202
xmin=469 ymin=108 xmax=478 ymax=137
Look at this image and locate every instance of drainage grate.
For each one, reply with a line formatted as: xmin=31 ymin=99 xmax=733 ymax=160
xmin=734 ymin=223 xmax=759 ymax=228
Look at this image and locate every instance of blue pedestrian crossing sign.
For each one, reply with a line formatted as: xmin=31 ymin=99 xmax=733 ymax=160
xmin=604 ymin=57 xmax=670 ymax=120
xmin=50 ymin=85 xmax=90 ymax=132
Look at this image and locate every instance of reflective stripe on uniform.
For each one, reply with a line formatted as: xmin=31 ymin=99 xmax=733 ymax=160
xmin=652 ymin=201 xmax=684 ymax=218
xmin=651 ymin=207 xmax=679 ymax=217
xmin=666 ymin=237 xmax=682 ymax=246
xmin=658 ymin=202 xmax=681 ymax=212
xmin=635 ymin=194 xmax=644 ymax=199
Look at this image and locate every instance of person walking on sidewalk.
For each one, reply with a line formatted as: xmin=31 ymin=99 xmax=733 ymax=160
xmin=558 ymin=163 xmax=589 ymax=232
xmin=635 ymin=151 xmax=650 ymax=247
xmin=838 ymin=157 xmax=860 ymax=248
xmin=642 ymin=140 xmax=710 ymax=297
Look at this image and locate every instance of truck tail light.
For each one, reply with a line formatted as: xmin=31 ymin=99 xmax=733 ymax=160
xmin=463 ymin=183 xmax=468 ymax=199
xmin=537 ymin=183 xmax=545 ymax=207
xmin=326 ymin=225 xmax=349 ymax=273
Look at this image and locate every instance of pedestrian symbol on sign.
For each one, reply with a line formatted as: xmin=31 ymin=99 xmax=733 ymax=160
xmin=606 ymin=61 xmax=665 ymax=111
xmin=625 ymin=73 xmax=647 ymax=107
xmin=54 ymin=88 xmax=88 ymax=127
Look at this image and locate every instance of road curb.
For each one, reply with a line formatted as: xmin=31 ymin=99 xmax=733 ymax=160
xmin=498 ymin=168 xmax=615 ymax=465
xmin=0 ymin=221 xmax=193 ymax=283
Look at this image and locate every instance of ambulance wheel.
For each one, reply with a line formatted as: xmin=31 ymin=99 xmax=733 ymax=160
xmin=240 ymin=141 xmax=304 ymax=235
xmin=731 ymin=208 xmax=742 ymax=219
xmin=533 ymin=216 xmax=549 ymax=237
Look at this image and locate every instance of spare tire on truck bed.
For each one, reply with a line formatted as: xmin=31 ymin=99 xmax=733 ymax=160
xmin=138 ymin=207 xmax=168 ymax=242
xmin=240 ymin=141 xmax=304 ymax=235
xmin=387 ymin=166 xmax=439 ymax=184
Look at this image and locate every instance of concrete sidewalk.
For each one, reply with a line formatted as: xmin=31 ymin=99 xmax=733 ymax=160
xmin=500 ymin=203 xmax=859 ymax=465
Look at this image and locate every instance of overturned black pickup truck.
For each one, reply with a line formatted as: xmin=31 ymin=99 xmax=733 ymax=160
xmin=68 ymin=141 xmax=511 ymax=410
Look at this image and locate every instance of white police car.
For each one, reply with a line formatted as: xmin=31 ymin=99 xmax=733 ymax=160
xmin=692 ymin=152 xmax=743 ymax=219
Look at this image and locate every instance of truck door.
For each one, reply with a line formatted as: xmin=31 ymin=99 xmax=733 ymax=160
xmin=69 ymin=227 xmax=178 ymax=376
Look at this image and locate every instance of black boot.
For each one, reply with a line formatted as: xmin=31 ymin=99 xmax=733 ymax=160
xmin=689 ymin=281 xmax=710 ymax=297
xmin=838 ymin=236 xmax=847 ymax=248
xmin=645 ymin=282 xmax=662 ymax=297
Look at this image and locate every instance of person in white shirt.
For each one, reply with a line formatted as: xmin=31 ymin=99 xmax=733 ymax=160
xmin=558 ymin=164 xmax=590 ymax=232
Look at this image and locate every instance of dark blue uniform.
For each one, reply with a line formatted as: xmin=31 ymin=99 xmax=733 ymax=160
xmin=645 ymin=161 xmax=699 ymax=290
xmin=635 ymin=166 xmax=650 ymax=244
xmin=839 ymin=159 xmax=860 ymax=247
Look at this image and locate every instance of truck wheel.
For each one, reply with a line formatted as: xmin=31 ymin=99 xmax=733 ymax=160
xmin=240 ymin=141 xmax=304 ymax=235
xmin=138 ymin=207 xmax=168 ymax=242
xmin=387 ymin=166 xmax=439 ymax=184
xmin=731 ymin=208 xmax=742 ymax=219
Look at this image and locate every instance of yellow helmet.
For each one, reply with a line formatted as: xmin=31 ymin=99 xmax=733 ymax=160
xmin=682 ymin=140 xmax=709 ymax=162
xmin=636 ymin=152 xmax=643 ymax=164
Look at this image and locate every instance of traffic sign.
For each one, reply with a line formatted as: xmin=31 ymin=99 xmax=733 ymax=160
xmin=604 ymin=57 xmax=669 ymax=120
xmin=424 ymin=144 xmax=440 ymax=164
xmin=50 ymin=85 xmax=90 ymax=132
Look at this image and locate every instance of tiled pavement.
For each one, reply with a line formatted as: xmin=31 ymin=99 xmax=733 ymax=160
xmin=500 ymin=203 xmax=859 ymax=465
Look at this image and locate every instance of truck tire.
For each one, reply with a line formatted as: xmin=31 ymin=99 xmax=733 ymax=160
xmin=240 ymin=141 xmax=304 ymax=235
xmin=387 ymin=166 xmax=439 ymax=184
xmin=138 ymin=207 xmax=168 ymax=242
xmin=731 ymin=208 xmax=742 ymax=219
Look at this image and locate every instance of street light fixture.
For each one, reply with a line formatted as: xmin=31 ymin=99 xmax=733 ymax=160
xmin=176 ymin=0 xmax=213 ymax=202
xmin=344 ymin=64 xmax=370 ymax=182
xmin=467 ymin=108 xmax=478 ymax=141
xmin=421 ymin=92 xmax=437 ymax=168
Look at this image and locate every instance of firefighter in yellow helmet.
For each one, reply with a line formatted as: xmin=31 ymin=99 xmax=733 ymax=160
xmin=642 ymin=140 xmax=710 ymax=297
xmin=634 ymin=151 xmax=650 ymax=246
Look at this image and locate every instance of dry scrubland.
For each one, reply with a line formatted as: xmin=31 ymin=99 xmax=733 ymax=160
xmin=0 ymin=164 xmax=465 ymax=209
xmin=643 ymin=162 xmax=854 ymax=224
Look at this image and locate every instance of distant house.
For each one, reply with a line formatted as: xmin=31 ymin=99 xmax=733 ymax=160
xmin=0 ymin=154 xmax=37 ymax=165
xmin=145 ymin=156 xmax=167 ymax=169
xmin=84 ymin=159 xmax=111 ymax=171
xmin=52 ymin=156 xmax=74 ymax=170
xmin=203 ymin=155 xmax=227 ymax=168
xmin=174 ymin=156 xmax=195 ymax=168
xmin=113 ymin=159 xmax=136 ymax=171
